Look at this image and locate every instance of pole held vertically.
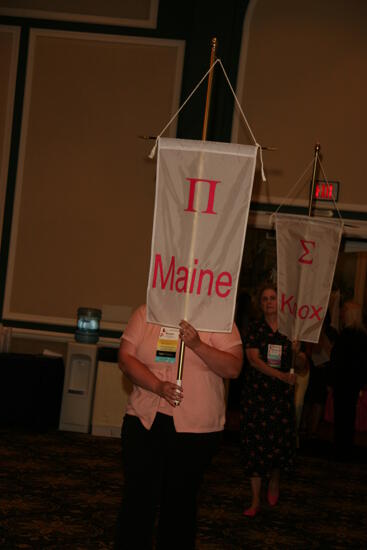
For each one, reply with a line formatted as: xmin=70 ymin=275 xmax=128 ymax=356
xmin=176 ymin=37 xmax=218 ymax=386
xmin=201 ymin=37 xmax=218 ymax=141
xmin=291 ymin=144 xmax=321 ymax=377
xmin=308 ymin=143 xmax=321 ymax=217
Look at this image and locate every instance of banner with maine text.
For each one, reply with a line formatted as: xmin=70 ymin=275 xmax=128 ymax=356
xmin=147 ymin=138 xmax=258 ymax=332
xmin=275 ymin=213 xmax=343 ymax=343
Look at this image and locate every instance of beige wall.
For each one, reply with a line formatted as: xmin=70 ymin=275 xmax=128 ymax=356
xmin=3 ymin=30 xmax=184 ymax=329
xmin=233 ymin=0 xmax=367 ymax=213
xmin=2 ymin=0 xmax=367 ymax=342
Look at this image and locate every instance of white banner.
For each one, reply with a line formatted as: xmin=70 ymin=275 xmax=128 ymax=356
xmin=147 ymin=137 xmax=258 ymax=332
xmin=275 ymin=213 xmax=343 ymax=343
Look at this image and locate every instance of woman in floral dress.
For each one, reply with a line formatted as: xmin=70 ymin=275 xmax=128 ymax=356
xmin=240 ymin=284 xmax=306 ymax=516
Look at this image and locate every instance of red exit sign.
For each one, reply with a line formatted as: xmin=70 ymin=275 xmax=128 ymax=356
xmin=313 ymin=180 xmax=339 ymax=202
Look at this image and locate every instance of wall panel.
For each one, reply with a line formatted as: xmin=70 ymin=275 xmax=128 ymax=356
xmin=0 ymin=25 xmax=19 ymax=247
xmin=233 ymin=0 xmax=367 ymax=214
xmin=3 ymin=29 xmax=184 ymax=329
xmin=0 ymin=0 xmax=159 ymax=28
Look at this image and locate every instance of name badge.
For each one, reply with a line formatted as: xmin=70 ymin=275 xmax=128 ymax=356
xmin=155 ymin=327 xmax=179 ymax=363
xmin=267 ymin=344 xmax=282 ymax=368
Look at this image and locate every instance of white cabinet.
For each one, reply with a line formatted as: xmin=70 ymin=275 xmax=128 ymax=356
xmin=59 ymin=342 xmax=98 ymax=433
xmin=91 ymin=360 xmax=132 ymax=438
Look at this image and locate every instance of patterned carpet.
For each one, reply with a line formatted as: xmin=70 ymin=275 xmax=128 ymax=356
xmin=1 ymin=427 xmax=366 ymax=549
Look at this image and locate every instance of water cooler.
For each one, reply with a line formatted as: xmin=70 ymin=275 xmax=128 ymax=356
xmin=59 ymin=308 xmax=101 ymax=433
xmin=59 ymin=341 xmax=98 ymax=433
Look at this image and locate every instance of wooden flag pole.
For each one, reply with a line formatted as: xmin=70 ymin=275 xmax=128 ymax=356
xmin=176 ymin=37 xmax=218 ymax=389
xmin=308 ymin=143 xmax=321 ymax=217
xmin=201 ymin=37 xmax=217 ymax=141
xmin=291 ymin=143 xmax=321 ymax=375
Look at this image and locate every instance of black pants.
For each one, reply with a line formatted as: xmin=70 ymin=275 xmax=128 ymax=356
xmin=114 ymin=413 xmax=221 ymax=550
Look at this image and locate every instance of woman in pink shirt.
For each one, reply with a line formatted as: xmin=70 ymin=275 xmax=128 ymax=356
xmin=114 ymin=304 xmax=243 ymax=550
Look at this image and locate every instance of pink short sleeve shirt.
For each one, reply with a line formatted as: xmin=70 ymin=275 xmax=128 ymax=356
xmin=121 ymin=304 xmax=242 ymax=433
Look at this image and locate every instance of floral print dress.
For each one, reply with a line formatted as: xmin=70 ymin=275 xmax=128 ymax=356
xmin=240 ymin=319 xmax=296 ymax=477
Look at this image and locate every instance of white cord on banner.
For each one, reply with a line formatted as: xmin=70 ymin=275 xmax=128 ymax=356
xmin=269 ymin=158 xmax=315 ymax=225
xmin=270 ymin=156 xmax=344 ymax=226
xmin=148 ymin=58 xmax=221 ymax=159
xmin=318 ymin=159 xmax=343 ymax=220
xmin=148 ymin=58 xmax=266 ymax=182
xmin=216 ymin=60 xmax=266 ymax=181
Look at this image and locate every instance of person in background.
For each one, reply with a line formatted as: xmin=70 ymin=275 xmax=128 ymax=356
xmin=114 ymin=304 xmax=243 ymax=549
xmin=302 ymin=311 xmax=337 ymax=441
xmin=331 ymin=300 xmax=367 ymax=461
xmin=240 ymin=283 xmax=307 ymax=517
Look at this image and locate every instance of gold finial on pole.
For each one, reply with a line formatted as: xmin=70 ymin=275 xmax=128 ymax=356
xmin=176 ymin=38 xmax=218 ymax=388
xmin=308 ymin=143 xmax=321 ymax=217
